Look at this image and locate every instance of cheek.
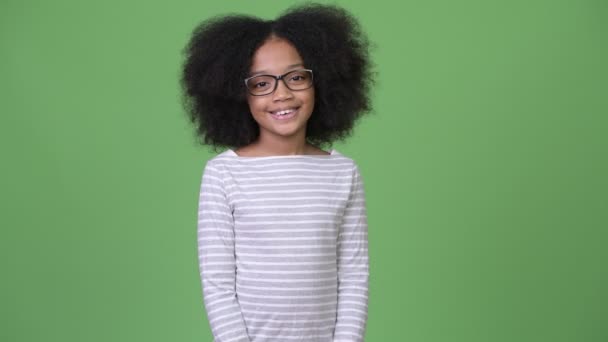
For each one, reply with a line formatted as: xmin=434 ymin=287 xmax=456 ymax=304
xmin=246 ymin=97 xmax=264 ymax=115
xmin=305 ymin=90 xmax=315 ymax=110
xmin=296 ymin=88 xmax=315 ymax=107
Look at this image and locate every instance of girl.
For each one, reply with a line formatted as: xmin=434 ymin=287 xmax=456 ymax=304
xmin=181 ymin=3 xmax=373 ymax=341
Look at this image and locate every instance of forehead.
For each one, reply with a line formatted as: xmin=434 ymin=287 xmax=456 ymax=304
xmin=249 ymin=37 xmax=304 ymax=75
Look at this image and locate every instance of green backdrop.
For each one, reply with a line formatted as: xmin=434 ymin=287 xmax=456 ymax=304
xmin=1 ymin=0 xmax=606 ymax=341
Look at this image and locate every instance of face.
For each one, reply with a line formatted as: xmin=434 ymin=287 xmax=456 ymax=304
xmin=246 ymin=37 xmax=315 ymax=142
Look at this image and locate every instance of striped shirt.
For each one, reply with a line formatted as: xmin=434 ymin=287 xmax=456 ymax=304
xmin=197 ymin=149 xmax=369 ymax=342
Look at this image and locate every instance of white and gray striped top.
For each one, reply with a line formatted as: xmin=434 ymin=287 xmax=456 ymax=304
xmin=197 ymin=149 xmax=369 ymax=342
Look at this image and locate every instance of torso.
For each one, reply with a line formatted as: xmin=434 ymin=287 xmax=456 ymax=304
xmin=207 ymin=150 xmax=355 ymax=340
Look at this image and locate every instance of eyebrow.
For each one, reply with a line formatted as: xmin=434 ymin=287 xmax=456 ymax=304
xmin=249 ymin=63 xmax=304 ymax=76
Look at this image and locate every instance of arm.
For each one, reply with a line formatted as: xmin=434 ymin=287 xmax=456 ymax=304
xmin=197 ymin=162 xmax=250 ymax=342
xmin=333 ymin=163 xmax=370 ymax=342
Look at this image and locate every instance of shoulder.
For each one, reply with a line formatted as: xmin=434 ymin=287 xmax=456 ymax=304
xmin=333 ymin=151 xmax=366 ymax=184
xmin=201 ymin=150 xmax=234 ymax=176
xmin=205 ymin=149 xmax=234 ymax=165
xmin=332 ymin=150 xmax=359 ymax=168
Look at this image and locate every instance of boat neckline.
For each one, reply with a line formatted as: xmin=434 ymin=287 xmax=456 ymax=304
xmin=226 ymin=149 xmax=337 ymax=158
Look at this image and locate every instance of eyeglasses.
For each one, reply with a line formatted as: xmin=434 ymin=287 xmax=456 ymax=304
xmin=244 ymin=69 xmax=314 ymax=96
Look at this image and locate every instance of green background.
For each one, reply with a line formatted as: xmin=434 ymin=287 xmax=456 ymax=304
xmin=1 ymin=0 xmax=606 ymax=341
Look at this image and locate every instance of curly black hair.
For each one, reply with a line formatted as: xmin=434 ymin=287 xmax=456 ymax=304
xmin=180 ymin=3 xmax=374 ymax=150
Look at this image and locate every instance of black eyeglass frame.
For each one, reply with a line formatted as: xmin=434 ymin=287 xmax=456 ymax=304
xmin=243 ymin=69 xmax=314 ymax=96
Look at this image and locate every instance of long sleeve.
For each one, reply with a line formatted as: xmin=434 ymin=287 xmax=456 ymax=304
xmin=333 ymin=164 xmax=370 ymax=342
xmin=197 ymin=161 xmax=251 ymax=342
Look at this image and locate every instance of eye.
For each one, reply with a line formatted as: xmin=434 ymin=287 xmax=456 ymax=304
xmin=290 ymin=74 xmax=306 ymax=81
xmin=247 ymin=76 xmax=274 ymax=90
xmin=288 ymin=72 xmax=310 ymax=84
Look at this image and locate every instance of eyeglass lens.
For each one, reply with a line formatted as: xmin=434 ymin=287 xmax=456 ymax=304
xmin=246 ymin=70 xmax=312 ymax=96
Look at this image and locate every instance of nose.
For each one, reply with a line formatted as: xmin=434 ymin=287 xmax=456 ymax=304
xmin=272 ymin=79 xmax=294 ymax=101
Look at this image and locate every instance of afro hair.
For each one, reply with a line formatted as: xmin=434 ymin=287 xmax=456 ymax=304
xmin=181 ymin=3 xmax=374 ymax=150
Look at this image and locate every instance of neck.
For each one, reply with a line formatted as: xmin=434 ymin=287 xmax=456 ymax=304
xmin=254 ymin=130 xmax=309 ymax=155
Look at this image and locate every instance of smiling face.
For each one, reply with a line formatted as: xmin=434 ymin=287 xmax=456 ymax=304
xmin=246 ymin=36 xmax=315 ymax=143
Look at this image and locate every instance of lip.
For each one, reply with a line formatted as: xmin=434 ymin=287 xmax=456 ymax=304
xmin=269 ymin=107 xmax=299 ymax=121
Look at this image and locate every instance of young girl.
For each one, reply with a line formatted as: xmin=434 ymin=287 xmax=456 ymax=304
xmin=181 ymin=4 xmax=373 ymax=341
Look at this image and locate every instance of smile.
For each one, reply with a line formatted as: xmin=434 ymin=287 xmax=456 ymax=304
xmin=269 ymin=107 xmax=299 ymax=120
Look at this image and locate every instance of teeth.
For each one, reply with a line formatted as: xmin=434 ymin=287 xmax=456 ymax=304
xmin=273 ymin=109 xmax=295 ymax=116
